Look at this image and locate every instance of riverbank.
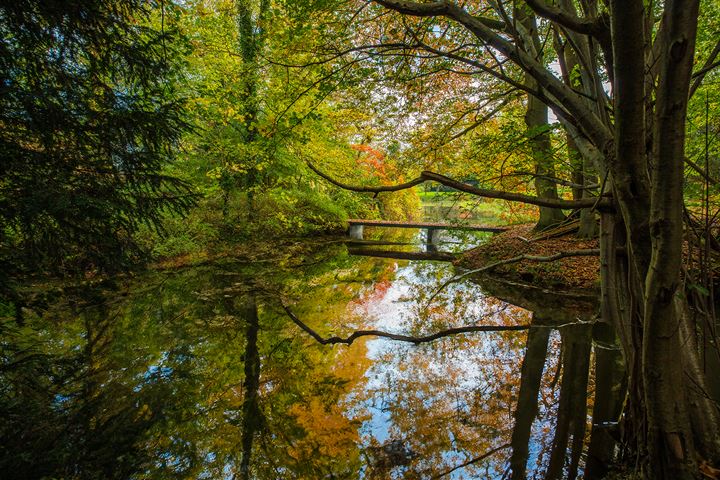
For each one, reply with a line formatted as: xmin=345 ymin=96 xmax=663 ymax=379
xmin=455 ymin=223 xmax=601 ymax=291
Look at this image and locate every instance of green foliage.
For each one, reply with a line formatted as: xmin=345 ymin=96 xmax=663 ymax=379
xmin=0 ymin=1 xmax=195 ymax=279
xmin=135 ymin=198 xmax=223 ymax=259
xmin=379 ymin=189 xmax=421 ymax=221
xmin=255 ymin=187 xmax=349 ymax=235
xmin=138 ymin=0 xmax=386 ymax=254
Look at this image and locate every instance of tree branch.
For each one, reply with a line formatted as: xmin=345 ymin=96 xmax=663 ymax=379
xmin=431 ymin=443 xmax=511 ymax=479
xmin=524 ymin=0 xmax=607 ymax=36
xmin=281 ymin=304 xmax=529 ymax=346
xmin=690 ymin=39 xmax=720 ymax=98
xmin=307 ymin=161 xmax=614 ymax=210
xmin=374 ymin=0 xmax=506 ymax=30
xmin=685 ymin=156 xmax=719 ymax=185
xmin=306 ymin=161 xmax=425 ymax=193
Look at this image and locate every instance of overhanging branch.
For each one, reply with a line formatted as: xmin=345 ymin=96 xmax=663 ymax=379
xmin=374 ymin=0 xmax=507 ymax=30
xmin=431 ymin=443 xmax=511 ymax=479
xmin=371 ymin=0 xmax=613 ymax=148
xmin=307 ymin=162 xmax=614 ymax=211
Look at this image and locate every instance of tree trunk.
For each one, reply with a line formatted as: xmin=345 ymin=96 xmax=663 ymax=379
xmin=642 ymin=1 xmax=705 ymax=476
xmin=546 ymin=324 xmax=592 ymax=480
xmin=569 ymin=137 xmax=599 ymax=239
xmin=554 ymin=15 xmax=599 ymax=239
xmin=239 ymin=295 xmax=262 ymax=480
xmin=509 ymin=316 xmax=550 ymax=479
xmin=515 ymin=7 xmax=566 ymax=231
xmin=585 ymin=321 xmax=626 ymax=479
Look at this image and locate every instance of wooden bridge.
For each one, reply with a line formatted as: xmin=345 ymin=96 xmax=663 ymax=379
xmin=347 ymin=219 xmax=506 ymax=250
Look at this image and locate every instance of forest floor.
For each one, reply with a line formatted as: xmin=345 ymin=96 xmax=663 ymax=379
xmin=456 ymin=223 xmax=601 ymax=291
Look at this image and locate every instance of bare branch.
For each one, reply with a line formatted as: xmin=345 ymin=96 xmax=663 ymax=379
xmin=307 ymin=161 xmax=614 ymax=210
xmin=306 ymin=161 xmax=425 ymax=192
xmin=374 ymin=0 xmax=507 ymax=30
xmin=685 ymin=156 xmax=719 ymax=185
xmin=281 ymin=304 xmax=529 ymax=346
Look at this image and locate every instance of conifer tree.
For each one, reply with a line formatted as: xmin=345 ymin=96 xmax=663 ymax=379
xmin=0 ymin=0 xmax=195 ymax=283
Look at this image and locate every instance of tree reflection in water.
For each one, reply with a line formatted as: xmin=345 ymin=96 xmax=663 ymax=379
xmin=0 ymin=240 xmax=625 ymax=479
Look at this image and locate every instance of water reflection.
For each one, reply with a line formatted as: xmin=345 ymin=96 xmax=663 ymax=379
xmin=0 ymin=236 xmax=624 ymax=479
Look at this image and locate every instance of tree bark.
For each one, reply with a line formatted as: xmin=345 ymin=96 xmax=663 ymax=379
xmin=585 ymin=321 xmax=626 ymax=479
xmin=642 ymin=1 xmax=704 ymax=476
xmin=546 ymin=324 xmax=592 ymax=480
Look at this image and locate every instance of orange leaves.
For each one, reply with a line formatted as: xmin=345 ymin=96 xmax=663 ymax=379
xmin=288 ymin=398 xmax=365 ymax=458
xmin=351 ymin=144 xmax=389 ymax=180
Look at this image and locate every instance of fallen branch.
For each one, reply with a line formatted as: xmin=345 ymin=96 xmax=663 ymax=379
xmin=306 ymin=162 xmax=614 ymax=211
xmin=281 ymin=304 xmax=529 ymax=346
xmin=530 ymin=219 xmax=580 ymax=241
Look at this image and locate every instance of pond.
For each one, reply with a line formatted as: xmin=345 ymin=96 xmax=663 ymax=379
xmin=0 ymin=229 xmax=624 ymax=480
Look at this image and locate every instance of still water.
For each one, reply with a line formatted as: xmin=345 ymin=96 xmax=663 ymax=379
xmin=0 ymin=230 xmax=622 ymax=479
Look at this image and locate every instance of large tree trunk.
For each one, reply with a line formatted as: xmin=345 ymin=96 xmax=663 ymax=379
xmin=641 ymin=1 xmax=710 ymax=476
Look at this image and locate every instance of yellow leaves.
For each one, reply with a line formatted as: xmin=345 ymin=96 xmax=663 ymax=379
xmin=205 ymin=166 xmax=223 ymax=179
xmin=227 ymin=162 xmax=245 ymax=173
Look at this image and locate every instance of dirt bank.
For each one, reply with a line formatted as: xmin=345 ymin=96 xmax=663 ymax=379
xmin=456 ymin=224 xmax=601 ymax=291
